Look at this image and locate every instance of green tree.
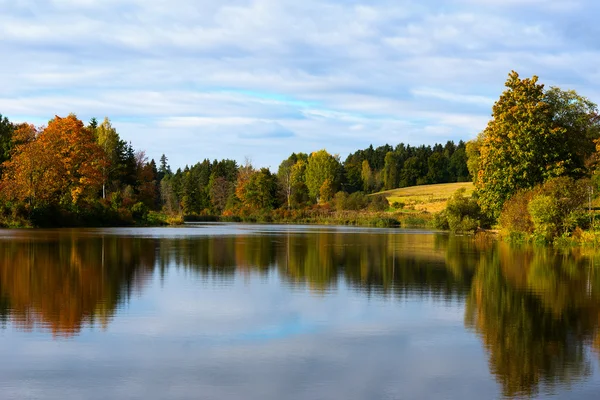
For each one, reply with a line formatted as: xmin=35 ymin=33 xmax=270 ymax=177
xmin=426 ymin=152 xmax=449 ymax=184
xmin=209 ymin=175 xmax=233 ymax=214
xmin=475 ymin=71 xmax=600 ymax=218
xmin=382 ymin=151 xmax=399 ymax=190
xmin=0 ymin=114 xmax=15 ymax=168
xmin=449 ymin=141 xmax=469 ymax=182
xmin=243 ymin=168 xmax=279 ymax=210
xmin=278 ymin=156 xmax=295 ymax=209
xmin=158 ymin=154 xmax=172 ymax=181
xmin=95 ymin=117 xmax=126 ymax=199
xmin=305 ymin=150 xmax=340 ymax=202
xmin=400 ymin=156 xmax=421 ymax=187
xmin=361 ymin=160 xmax=374 ymax=193
xmin=290 ymin=158 xmax=309 ymax=207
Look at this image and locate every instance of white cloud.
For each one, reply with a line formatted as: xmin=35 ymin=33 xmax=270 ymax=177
xmin=0 ymin=0 xmax=599 ymax=168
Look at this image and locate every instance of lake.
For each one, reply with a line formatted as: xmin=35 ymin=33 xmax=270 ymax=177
xmin=1 ymin=224 xmax=600 ymax=399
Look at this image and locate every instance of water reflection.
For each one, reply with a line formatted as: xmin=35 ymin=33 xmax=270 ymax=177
xmin=0 ymin=232 xmax=155 ymax=336
xmin=0 ymin=226 xmax=600 ymax=398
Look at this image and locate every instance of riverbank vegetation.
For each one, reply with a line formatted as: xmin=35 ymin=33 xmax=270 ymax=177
xmin=435 ymin=71 xmax=600 ymax=245
xmin=3 ymin=70 xmax=600 ymax=239
xmin=0 ymin=112 xmax=469 ymax=227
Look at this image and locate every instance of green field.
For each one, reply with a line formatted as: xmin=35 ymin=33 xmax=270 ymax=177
xmin=377 ymin=182 xmax=475 ymax=213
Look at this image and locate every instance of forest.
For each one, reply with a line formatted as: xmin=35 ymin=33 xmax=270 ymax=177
xmin=0 ymin=112 xmax=469 ymax=227
xmin=2 ymin=70 xmax=600 ymax=244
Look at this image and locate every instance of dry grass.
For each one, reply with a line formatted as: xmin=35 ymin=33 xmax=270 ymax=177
xmin=376 ymin=182 xmax=475 ymax=213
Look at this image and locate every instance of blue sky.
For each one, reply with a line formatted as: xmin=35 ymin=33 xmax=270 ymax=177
xmin=1 ymin=0 xmax=599 ymax=170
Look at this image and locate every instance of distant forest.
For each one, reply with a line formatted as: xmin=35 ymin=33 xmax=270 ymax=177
xmin=0 ymin=112 xmax=468 ymax=226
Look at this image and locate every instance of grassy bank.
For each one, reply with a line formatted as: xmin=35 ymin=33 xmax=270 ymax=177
xmin=376 ymin=182 xmax=474 ymax=213
xmin=185 ymin=207 xmax=434 ymax=229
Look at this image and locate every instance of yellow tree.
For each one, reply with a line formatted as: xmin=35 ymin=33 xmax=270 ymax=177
xmin=305 ymin=149 xmax=340 ymax=203
xmin=475 ymin=71 xmax=599 ymax=218
xmin=1 ymin=115 xmax=105 ymax=209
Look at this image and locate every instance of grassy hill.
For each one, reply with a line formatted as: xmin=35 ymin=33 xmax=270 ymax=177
xmin=377 ymin=182 xmax=475 ymax=213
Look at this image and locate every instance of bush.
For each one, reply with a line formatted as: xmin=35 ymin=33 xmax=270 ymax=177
xmin=368 ymin=194 xmax=389 ymax=211
xmin=347 ymin=192 xmax=369 ymax=210
xmin=499 ymin=190 xmax=534 ymax=234
xmin=528 ymin=194 xmax=558 ymax=241
xmin=131 ymin=202 xmax=149 ymax=221
xmin=391 ymin=201 xmax=405 ymax=209
xmin=438 ymin=188 xmax=485 ymax=233
xmin=499 ymin=177 xmax=590 ymax=241
xmin=433 ymin=210 xmax=449 ymax=230
xmin=334 ymin=191 xmax=348 ymax=211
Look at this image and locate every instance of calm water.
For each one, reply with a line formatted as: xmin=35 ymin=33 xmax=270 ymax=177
xmin=1 ymin=224 xmax=600 ymax=399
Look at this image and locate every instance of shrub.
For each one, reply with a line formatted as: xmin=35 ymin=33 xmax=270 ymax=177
xmin=499 ymin=190 xmax=534 ymax=234
xmin=499 ymin=177 xmax=591 ymax=240
xmin=391 ymin=201 xmax=405 ymax=209
xmin=131 ymin=202 xmax=149 ymax=221
xmin=439 ymin=188 xmax=485 ymax=233
xmin=368 ymin=194 xmax=389 ymax=211
xmin=346 ymin=192 xmax=369 ymax=210
xmin=334 ymin=191 xmax=348 ymax=211
xmin=528 ymin=194 xmax=557 ymax=241
xmin=433 ymin=210 xmax=449 ymax=230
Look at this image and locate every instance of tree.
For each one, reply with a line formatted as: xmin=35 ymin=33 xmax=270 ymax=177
xmin=95 ymin=117 xmax=124 ymax=199
xmin=426 ymin=152 xmax=449 ymax=184
xmin=242 ymin=168 xmax=279 ymax=210
xmin=400 ymin=156 xmax=421 ymax=187
xmin=210 ymin=176 xmax=233 ymax=214
xmin=319 ymin=178 xmax=335 ymax=203
xmin=290 ymin=158 xmax=309 ymax=207
xmin=0 ymin=114 xmax=15 ymax=168
xmin=475 ymin=71 xmax=600 ymax=218
xmin=466 ymin=134 xmax=483 ymax=185
xmin=382 ymin=151 xmax=399 ymax=190
xmin=88 ymin=117 xmax=98 ymax=132
xmin=1 ymin=115 xmax=104 ymax=209
xmin=160 ymin=177 xmax=179 ymax=214
xmin=278 ymin=155 xmax=297 ymax=209
xmin=449 ymin=141 xmax=469 ymax=182
xmin=305 ymin=150 xmax=340 ymax=202
xmin=158 ymin=154 xmax=172 ymax=181
xmin=137 ymin=159 xmax=159 ymax=210
xmin=235 ymin=158 xmax=255 ymax=203
xmin=361 ymin=160 xmax=374 ymax=193
xmin=342 ymin=154 xmax=364 ymax=193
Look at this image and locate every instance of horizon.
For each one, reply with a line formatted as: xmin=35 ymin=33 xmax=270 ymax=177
xmin=2 ymin=0 xmax=599 ymax=170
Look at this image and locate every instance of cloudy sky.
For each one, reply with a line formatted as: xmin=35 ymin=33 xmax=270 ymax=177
xmin=1 ymin=0 xmax=599 ymax=170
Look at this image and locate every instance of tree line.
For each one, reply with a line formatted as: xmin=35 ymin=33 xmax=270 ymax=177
xmin=3 ymin=70 xmax=594 ymax=236
xmin=0 ymin=112 xmax=469 ymax=226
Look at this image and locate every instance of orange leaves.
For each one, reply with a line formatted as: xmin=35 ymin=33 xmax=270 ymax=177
xmin=0 ymin=115 xmax=105 ymax=208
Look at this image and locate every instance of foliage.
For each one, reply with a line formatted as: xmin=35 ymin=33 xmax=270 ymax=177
xmin=498 ymin=177 xmax=590 ymax=241
xmin=1 ymin=115 xmax=105 ymax=209
xmin=499 ymin=190 xmax=534 ymax=235
xmin=0 ymin=113 xmax=14 ymax=167
xmin=435 ymin=188 xmax=485 ymax=233
xmin=474 ymin=71 xmax=600 ymax=218
xmin=382 ymin=151 xmax=399 ymax=190
xmin=241 ymin=168 xmax=280 ymax=211
xmin=305 ymin=149 xmax=340 ymax=202
xmin=528 ymin=195 xmax=558 ymax=242
xmin=368 ymin=194 xmax=389 ymax=212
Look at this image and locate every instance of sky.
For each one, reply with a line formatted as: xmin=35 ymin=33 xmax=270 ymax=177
xmin=1 ymin=0 xmax=600 ymax=170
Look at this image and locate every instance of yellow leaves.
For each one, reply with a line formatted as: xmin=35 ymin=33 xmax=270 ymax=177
xmin=0 ymin=115 xmax=105 ymax=208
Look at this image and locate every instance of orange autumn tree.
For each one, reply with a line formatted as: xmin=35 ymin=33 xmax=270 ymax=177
xmin=1 ymin=115 xmax=106 ymax=210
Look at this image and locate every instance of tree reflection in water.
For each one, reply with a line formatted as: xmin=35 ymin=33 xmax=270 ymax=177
xmin=0 ymin=228 xmax=600 ymax=397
